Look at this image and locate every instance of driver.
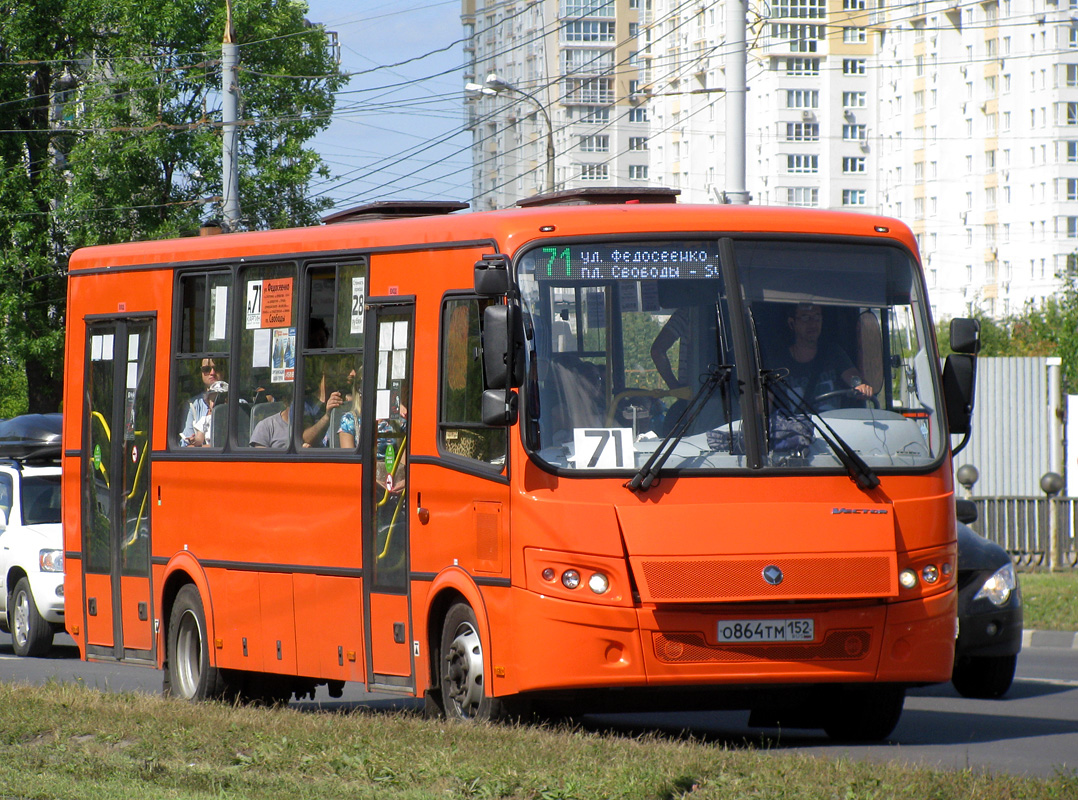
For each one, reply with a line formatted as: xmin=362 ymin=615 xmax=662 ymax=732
xmin=773 ymin=303 xmax=872 ymax=410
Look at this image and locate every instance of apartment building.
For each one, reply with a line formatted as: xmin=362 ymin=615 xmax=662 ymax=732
xmin=644 ymin=0 xmax=1078 ymax=320
xmin=462 ymin=0 xmax=649 ymax=210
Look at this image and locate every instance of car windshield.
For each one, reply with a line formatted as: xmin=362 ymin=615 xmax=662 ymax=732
xmin=21 ymin=475 xmax=61 ymax=525
xmin=517 ymin=238 xmax=943 ymax=475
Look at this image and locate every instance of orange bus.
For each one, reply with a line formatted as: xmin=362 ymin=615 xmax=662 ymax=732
xmin=62 ymin=190 xmax=979 ymax=740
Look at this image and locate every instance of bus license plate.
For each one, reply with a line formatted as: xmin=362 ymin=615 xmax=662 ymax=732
xmin=716 ymin=619 xmax=814 ymax=643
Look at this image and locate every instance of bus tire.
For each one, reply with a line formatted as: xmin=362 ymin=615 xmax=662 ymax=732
xmin=439 ymin=602 xmax=505 ymax=722
xmin=10 ymin=578 xmax=53 ymax=657
xmin=821 ymin=685 xmax=905 ymax=742
xmin=165 ymin=585 xmax=227 ymax=701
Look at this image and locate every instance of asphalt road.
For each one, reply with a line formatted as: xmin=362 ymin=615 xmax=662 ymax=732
xmin=1 ymin=632 xmax=1075 ymax=779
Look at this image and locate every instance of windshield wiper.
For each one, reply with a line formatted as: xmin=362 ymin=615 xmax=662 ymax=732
xmin=626 ymin=365 xmax=732 ymax=493
xmin=763 ymin=371 xmax=880 ymax=491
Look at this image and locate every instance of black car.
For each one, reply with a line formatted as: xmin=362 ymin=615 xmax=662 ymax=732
xmin=953 ymin=499 xmax=1023 ymax=699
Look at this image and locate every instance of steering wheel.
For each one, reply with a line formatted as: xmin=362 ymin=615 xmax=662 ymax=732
xmin=811 ymin=388 xmax=880 ymax=409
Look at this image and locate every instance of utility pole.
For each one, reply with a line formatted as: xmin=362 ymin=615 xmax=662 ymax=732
xmin=221 ymin=0 xmax=242 ymax=231
xmin=724 ymin=0 xmax=750 ymax=205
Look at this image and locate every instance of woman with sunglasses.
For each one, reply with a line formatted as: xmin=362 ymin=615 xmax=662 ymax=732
xmin=180 ymin=358 xmax=228 ymax=446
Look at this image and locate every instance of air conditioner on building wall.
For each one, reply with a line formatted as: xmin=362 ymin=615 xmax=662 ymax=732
xmin=802 ymin=110 xmax=815 ymax=121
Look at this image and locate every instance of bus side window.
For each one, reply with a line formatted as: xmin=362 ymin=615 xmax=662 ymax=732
xmin=173 ymin=272 xmax=231 ymax=450
xmin=439 ymin=297 xmax=506 ymax=466
xmin=236 ymin=263 xmax=298 ymax=449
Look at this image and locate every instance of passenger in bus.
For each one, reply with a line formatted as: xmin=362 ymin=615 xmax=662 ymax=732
xmin=303 ymin=365 xmax=354 ymax=447
xmin=250 ymin=395 xmax=292 ymax=448
xmin=189 ymin=381 xmax=228 ymax=447
xmin=180 ymin=358 xmax=226 ymax=446
xmin=772 ymin=303 xmax=873 ymax=410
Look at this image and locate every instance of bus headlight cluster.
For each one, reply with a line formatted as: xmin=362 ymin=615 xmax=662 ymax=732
xmin=542 ymin=566 xmax=610 ymax=595
xmin=899 ymin=559 xmax=952 ymax=590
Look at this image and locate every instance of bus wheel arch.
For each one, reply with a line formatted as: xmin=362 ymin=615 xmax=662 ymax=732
xmin=159 ymin=558 xmax=219 ymax=699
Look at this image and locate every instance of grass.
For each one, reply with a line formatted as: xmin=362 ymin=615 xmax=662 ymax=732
xmin=1018 ymin=571 xmax=1078 ymax=632
xmin=0 ymin=683 xmax=1075 ymax=800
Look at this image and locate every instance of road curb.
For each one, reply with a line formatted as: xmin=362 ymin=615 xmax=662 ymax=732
xmin=1022 ymin=629 xmax=1078 ymax=649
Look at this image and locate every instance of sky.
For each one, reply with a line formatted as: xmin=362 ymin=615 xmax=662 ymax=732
xmin=300 ymin=1 xmax=473 ymax=214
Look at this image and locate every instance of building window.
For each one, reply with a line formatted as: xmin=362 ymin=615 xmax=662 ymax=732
xmin=842 ymin=156 xmax=866 ymax=173
xmin=628 ymin=136 xmax=648 ymax=151
xmin=562 ymin=48 xmax=614 ymax=75
xmin=786 ymin=154 xmax=818 ymax=173
xmin=1068 ymin=141 xmax=1078 ymax=162
xmin=842 ymin=27 xmax=867 ymax=44
xmin=1067 ymin=178 xmax=1078 ymax=201
xmin=785 ymin=122 xmax=819 ymax=141
xmin=579 ymin=163 xmax=610 ymax=180
xmin=628 ymin=107 xmax=648 ymax=122
xmin=843 ymin=189 xmax=867 ymax=206
xmin=785 ymin=187 xmax=819 ymax=206
xmin=629 ymin=164 xmax=648 ymax=180
xmin=785 ymin=89 xmax=819 ymax=108
xmin=843 ymin=91 xmax=867 ymax=108
xmin=843 ymin=0 xmax=865 ymax=8
xmin=578 ymin=135 xmax=609 ymax=152
xmin=577 ymin=106 xmax=610 ymax=123
xmin=564 ymin=77 xmax=614 ymax=104
xmin=770 ymin=23 xmax=824 ymax=52
xmin=773 ymin=0 xmax=826 ymax=17
xmin=785 ymin=57 xmax=820 ymax=75
xmin=563 ymin=20 xmax=616 ymax=42
xmin=842 ymin=124 xmax=867 ymax=141
xmin=843 ymin=58 xmax=866 ymax=75
xmin=561 ymin=0 xmax=616 ymax=17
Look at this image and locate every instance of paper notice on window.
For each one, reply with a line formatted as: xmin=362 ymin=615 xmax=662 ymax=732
xmin=252 ymin=328 xmax=271 ymax=368
xmin=246 ymin=280 xmax=263 ymax=329
xmin=271 ymin=327 xmax=296 ymax=383
xmin=212 ymin=285 xmax=228 ymax=340
xmin=393 ymin=320 xmax=409 ymax=349
xmin=376 ymin=388 xmax=391 ymax=419
xmin=351 ymin=277 xmax=365 ymax=335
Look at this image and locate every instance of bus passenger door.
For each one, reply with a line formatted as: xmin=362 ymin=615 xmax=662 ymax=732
xmin=362 ymin=301 xmax=415 ymax=691
xmin=80 ymin=318 xmax=156 ymax=662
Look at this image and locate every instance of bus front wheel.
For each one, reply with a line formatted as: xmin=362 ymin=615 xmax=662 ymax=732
xmin=165 ymin=585 xmax=227 ymax=701
xmin=439 ymin=603 xmax=504 ymax=722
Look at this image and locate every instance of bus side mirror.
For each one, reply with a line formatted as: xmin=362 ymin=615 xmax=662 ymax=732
xmin=943 ymin=353 xmax=976 ymax=436
xmin=481 ymin=388 xmax=519 ymax=426
xmin=482 ymin=304 xmax=525 ymax=390
xmin=950 ymin=317 xmax=981 ymax=354
xmin=474 ymin=254 xmax=510 ymax=296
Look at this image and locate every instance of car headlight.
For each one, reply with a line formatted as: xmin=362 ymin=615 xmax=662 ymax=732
xmin=973 ymin=562 xmax=1017 ymax=607
xmin=39 ymin=549 xmax=64 ymax=573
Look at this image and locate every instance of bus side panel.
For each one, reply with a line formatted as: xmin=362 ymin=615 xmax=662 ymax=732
xmin=83 ymin=573 xmax=115 ymax=649
xmin=215 ymin=569 xmax=263 ymax=671
xmin=293 ymin=573 xmax=366 ymax=682
xmin=259 ymin=572 xmax=298 ymax=674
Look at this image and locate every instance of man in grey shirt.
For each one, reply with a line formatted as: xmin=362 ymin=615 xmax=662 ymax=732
xmin=250 ymin=397 xmax=292 ymax=448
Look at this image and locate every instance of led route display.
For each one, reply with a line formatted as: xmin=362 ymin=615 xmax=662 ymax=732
xmin=530 ymin=242 xmax=722 ymax=281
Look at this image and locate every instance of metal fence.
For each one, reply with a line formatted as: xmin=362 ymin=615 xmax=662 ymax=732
xmin=967 ymin=495 xmax=1078 ymax=571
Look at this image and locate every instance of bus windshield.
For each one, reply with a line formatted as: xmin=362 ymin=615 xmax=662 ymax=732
xmin=517 ymin=238 xmax=943 ymax=475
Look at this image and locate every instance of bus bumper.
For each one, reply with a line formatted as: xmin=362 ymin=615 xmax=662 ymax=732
xmin=502 ymin=587 xmax=956 ymax=696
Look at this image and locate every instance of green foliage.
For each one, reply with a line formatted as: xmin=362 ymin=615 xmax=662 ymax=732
xmin=0 ymin=0 xmax=345 ymax=412
xmin=936 ymin=273 xmax=1078 ymax=394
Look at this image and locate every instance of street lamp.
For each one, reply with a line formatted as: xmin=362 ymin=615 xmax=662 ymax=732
xmin=465 ymin=72 xmax=555 ymax=194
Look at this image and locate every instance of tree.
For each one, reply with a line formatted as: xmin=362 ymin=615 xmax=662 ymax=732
xmin=0 ymin=0 xmax=344 ymax=413
xmin=936 ymin=273 xmax=1078 ymax=394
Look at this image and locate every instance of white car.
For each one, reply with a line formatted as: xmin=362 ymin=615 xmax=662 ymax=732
xmin=0 ymin=414 xmax=64 ymax=657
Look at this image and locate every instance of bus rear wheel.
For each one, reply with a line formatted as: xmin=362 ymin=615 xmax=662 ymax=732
xmin=439 ymin=603 xmax=505 ymax=722
xmin=165 ymin=585 xmax=228 ymax=701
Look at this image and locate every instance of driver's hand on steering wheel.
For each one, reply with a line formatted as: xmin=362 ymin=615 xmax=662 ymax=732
xmin=852 ymin=382 xmax=873 ymax=398
xmin=668 ymin=384 xmax=693 ymax=400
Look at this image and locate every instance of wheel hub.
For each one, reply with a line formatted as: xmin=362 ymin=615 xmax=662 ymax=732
xmin=444 ymin=623 xmax=484 ymax=717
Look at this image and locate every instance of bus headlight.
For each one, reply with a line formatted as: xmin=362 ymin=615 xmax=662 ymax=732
xmin=561 ymin=570 xmax=581 ymax=590
xmin=588 ymin=572 xmax=610 ymax=595
xmin=973 ymin=562 xmax=1017 ymax=607
xmin=899 ymin=569 xmax=918 ymax=589
xmin=40 ymin=549 xmax=64 ymax=573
